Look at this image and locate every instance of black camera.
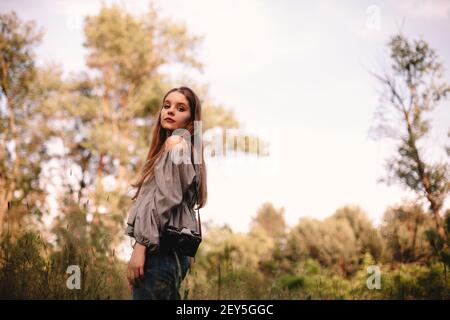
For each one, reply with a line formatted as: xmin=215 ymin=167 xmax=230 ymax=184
xmin=159 ymin=225 xmax=202 ymax=257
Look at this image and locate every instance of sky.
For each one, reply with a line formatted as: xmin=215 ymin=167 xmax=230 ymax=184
xmin=1 ymin=0 xmax=449 ymax=238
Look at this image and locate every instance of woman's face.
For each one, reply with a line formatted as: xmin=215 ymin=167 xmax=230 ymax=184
xmin=161 ymin=91 xmax=192 ymax=132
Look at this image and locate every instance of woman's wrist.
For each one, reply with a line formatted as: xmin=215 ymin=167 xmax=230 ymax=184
xmin=134 ymin=242 xmax=147 ymax=252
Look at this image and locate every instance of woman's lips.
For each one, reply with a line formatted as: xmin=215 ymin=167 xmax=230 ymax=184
xmin=165 ymin=118 xmax=175 ymax=123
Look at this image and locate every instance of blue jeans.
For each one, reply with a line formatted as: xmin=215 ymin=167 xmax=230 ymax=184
xmin=132 ymin=249 xmax=191 ymax=300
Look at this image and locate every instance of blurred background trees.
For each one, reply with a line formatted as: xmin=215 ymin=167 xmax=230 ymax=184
xmin=0 ymin=4 xmax=449 ymax=299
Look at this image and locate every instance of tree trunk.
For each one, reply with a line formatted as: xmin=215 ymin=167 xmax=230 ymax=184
xmin=0 ymin=94 xmax=20 ymax=238
xmin=403 ymin=109 xmax=446 ymax=239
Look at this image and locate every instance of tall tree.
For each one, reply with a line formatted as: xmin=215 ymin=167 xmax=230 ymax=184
xmin=371 ymin=34 xmax=450 ymax=238
xmin=42 ymin=2 xmax=206 ymax=251
xmin=0 ymin=11 xmax=50 ymax=236
xmin=48 ymin=3 xmax=267 ymax=252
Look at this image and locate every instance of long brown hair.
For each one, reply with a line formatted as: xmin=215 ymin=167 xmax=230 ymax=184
xmin=130 ymin=86 xmax=207 ymax=210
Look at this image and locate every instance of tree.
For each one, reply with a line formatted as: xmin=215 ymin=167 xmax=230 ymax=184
xmin=0 ymin=11 xmax=50 ymax=236
xmin=370 ymin=34 xmax=450 ymax=239
xmin=286 ymin=206 xmax=383 ymax=276
xmin=332 ymin=205 xmax=384 ymax=261
xmin=250 ymin=202 xmax=286 ymax=241
xmin=380 ymin=202 xmax=434 ymax=263
xmin=286 ymin=216 xmax=359 ymax=276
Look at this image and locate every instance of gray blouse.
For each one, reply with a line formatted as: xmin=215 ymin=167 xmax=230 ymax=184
xmin=125 ymin=141 xmax=200 ymax=253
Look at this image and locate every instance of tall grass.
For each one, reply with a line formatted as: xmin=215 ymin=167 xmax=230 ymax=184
xmin=0 ymin=229 xmax=129 ymax=299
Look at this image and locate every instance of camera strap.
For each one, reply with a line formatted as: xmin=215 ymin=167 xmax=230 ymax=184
xmin=191 ymin=144 xmax=201 ymax=266
xmin=191 ymin=143 xmax=202 ymax=238
xmin=194 ymin=173 xmax=202 ymax=238
xmin=187 ymin=183 xmax=201 ymax=266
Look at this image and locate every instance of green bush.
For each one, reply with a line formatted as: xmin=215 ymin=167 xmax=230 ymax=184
xmin=0 ymin=229 xmax=129 ymax=299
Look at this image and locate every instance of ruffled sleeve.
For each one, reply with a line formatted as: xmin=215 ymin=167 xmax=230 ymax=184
xmin=126 ymin=190 xmax=160 ymax=252
xmin=125 ymin=140 xmax=197 ymax=251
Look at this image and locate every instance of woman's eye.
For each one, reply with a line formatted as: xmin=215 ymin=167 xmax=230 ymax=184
xmin=163 ymin=104 xmax=185 ymax=111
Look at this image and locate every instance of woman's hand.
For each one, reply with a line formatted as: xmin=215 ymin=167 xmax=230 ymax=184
xmin=127 ymin=242 xmax=146 ymax=291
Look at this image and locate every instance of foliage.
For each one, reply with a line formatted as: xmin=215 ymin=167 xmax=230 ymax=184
xmin=0 ymin=229 xmax=128 ymax=299
xmin=380 ymin=202 xmax=434 ymax=262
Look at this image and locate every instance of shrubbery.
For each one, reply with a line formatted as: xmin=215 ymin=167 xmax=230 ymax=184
xmin=0 ymin=229 xmax=129 ymax=299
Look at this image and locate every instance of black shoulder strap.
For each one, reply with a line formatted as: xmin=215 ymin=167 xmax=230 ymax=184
xmin=193 ymin=178 xmax=201 ymax=237
xmin=191 ymin=143 xmax=202 ymax=237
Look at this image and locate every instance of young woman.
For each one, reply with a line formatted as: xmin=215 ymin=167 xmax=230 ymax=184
xmin=125 ymin=86 xmax=207 ymax=300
